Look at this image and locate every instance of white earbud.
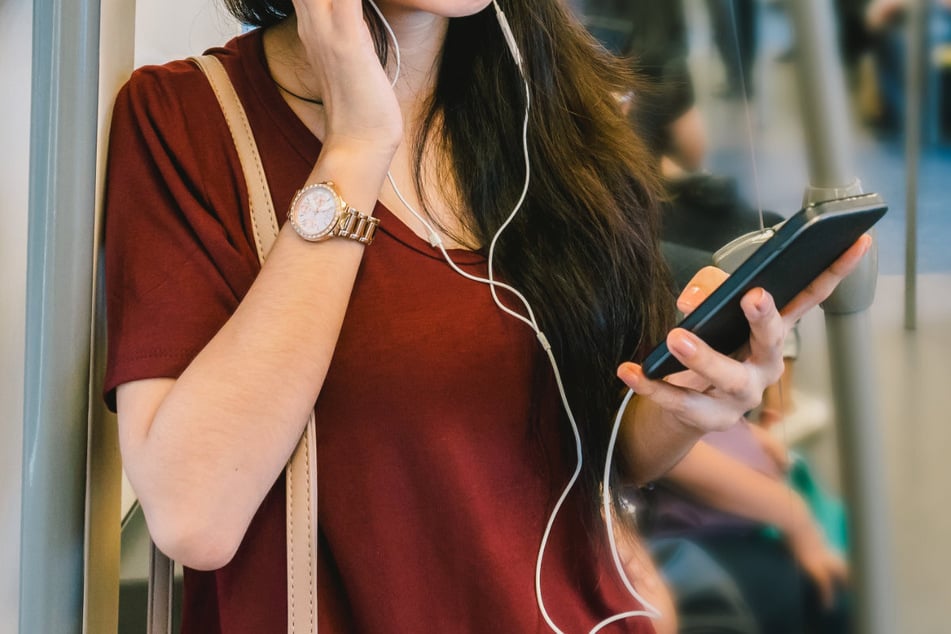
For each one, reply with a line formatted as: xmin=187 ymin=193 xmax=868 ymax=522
xmin=492 ymin=0 xmax=524 ymax=74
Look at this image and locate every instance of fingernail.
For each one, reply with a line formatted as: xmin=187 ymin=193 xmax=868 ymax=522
xmin=679 ymin=285 xmax=703 ymax=309
xmin=753 ymin=288 xmax=770 ymax=315
xmin=617 ymin=363 xmax=639 ymax=384
xmin=684 ymin=285 xmax=703 ymax=300
xmin=670 ymin=332 xmax=697 ymax=358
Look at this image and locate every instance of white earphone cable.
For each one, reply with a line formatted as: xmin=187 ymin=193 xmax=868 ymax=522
xmin=366 ymin=0 xmax=402 ymax=87
xmin=368 ymin=2 xmax=661 ymax=631
xmin=589 ymin=389 xmax=662 ymax=633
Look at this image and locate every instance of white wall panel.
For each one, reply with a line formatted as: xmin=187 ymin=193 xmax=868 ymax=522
xmin=135 ymin=0 xmax=240 ymax=68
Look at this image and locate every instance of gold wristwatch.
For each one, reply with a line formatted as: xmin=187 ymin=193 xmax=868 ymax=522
xmin=287 ymin=181 xmax=380 ymax=245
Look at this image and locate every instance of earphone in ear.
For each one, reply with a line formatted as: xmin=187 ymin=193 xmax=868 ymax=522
xmin=492 ymin=1 xmax=525 ymax=73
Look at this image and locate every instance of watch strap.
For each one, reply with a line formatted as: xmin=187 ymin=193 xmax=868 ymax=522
xmin=335 ymin=206 xmax=381 ymax=244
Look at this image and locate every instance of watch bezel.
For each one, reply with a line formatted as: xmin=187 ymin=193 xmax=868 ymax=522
xmin=288 ymin=182 xmax=343 ymax=242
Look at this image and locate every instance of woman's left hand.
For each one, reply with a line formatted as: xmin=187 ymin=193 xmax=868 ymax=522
xmin=617 ymin=235 xmax=872 ymax=436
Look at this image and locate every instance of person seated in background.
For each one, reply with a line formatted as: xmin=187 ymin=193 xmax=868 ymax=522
xmin=577 ymin=0 xmax=708 ymax=172
xmin=705 ymin=0 xmax=758 ymax=100
xmin=640 ymin=423 xmax=851 ymax=634
xmin=573 ymin=2 xmax=782 ymax=281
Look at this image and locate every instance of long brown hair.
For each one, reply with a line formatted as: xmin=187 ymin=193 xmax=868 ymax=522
xmin=223 ymin=0 xmax=675 ymax=519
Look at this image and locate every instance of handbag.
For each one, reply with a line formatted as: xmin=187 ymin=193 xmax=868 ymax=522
xmin=146 ymin=54 xmax=319 ymax=634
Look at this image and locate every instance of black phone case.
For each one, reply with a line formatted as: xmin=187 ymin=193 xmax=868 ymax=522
xmin=642 ymin=193 xmax=887 ymax=379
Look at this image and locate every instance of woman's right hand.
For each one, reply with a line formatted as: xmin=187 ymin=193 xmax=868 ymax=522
xmin=291 ymin=0 xmax=403 ymax=152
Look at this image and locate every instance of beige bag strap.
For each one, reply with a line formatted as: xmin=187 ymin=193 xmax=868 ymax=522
xmin=143 ymin=54 xmax=319 ymax=634
xmin=190 ymin=54 xmax=280 ymax=261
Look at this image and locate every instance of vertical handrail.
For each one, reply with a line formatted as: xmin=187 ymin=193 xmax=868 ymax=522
xmin=19 ymin=0 xmax=101 ymax=632
xmin=904 ymin=0 xmax=928 ymax=330
xmin=787 ymin=1 xmax=896 ymax=633
xmin=789 ymin=0 xmax=857 ymax=190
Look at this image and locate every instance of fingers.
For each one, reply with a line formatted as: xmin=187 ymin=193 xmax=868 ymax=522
xmin=623 ymin=238 xmax=871 ymax=447
xmin=619 ymin=364 xmax=708 ymax=426
xmin=741 ymin=288 xmax=786 ymax=386
xmin=665 ymin=285 xmax=782 ymax=405
xmin=620 ymin=287 xmax=786 ymax=434
xmin=811 ymin=563 xmax=836 ymax=609
xmin=679 ymin=235 xmax=871 ymax=332
xmin=818 ymin=555 xmax=850 ymax=612
xmin=668 ymin=329 xmax=762 ymax=409
xmin=782 ymin=235 xmax=872 ymax=323
xmin=829 ymin=552 xmax=850 ymax=584
xmin=293 ymin=0 xmax=363 ymax=39
xmin=618 ymin=361 xmax=746 ymax=432
xmin=803 ymin=549 xmax=849 ymax=609
xmin=677 ymin=266 xmax=728 ymax=316
xmin=817 ymin=552 xmax=850 ymax=608
xmin=288 ymin=0 xmax=403 ymax=148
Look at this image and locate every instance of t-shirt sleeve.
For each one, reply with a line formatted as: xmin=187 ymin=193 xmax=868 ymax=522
xmin=103 ymin=61 xmax=260 ymax=410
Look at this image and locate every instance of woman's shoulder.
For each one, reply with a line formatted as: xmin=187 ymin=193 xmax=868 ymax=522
xmin=118 ymin=62 xmax=208 ymax=132
xmin=108 ymin=35 xmax=267 ymax=190
xmin=105 ymin=36 xmax=257 ymax=235
xmin=117 ymin=32 xmax=254 ymax=128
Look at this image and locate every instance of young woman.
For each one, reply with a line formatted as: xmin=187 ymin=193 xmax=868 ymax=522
xmin=103 ymin=1 xmax=870 ymax=631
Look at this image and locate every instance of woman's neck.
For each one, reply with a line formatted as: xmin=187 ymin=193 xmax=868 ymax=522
xmin=379 ymin=9 xmax=448 ymax=109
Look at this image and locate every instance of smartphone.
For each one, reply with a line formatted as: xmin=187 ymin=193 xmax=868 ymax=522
xmin=642 ymin=193 xmax=887 ymax=379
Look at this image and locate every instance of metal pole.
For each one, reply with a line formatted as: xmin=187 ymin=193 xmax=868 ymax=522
xmin=787 ymin=1 xmax=896 ymax=633
xmin=19 ymin=0 xmax=101 ymax=632
xmin=789 ymin=0 xmax=858 ymax=192
xmin=904 ymin=0 xmax=927 ymax=331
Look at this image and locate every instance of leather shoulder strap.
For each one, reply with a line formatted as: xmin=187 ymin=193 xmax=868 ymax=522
xmin=143 ymin=54 xmax=318 ymax=634
xmin=286 ymin=412 xmax=319 ymax=633
xmin=189 ymin=54 xmax=280 ymax=261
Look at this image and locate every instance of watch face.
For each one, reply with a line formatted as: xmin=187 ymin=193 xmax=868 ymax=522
xmin=291 ymin=184 xmax=340 ymax=241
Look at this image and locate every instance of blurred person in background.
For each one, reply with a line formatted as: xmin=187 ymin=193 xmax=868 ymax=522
xmin=578 ymin=0 xmax=707 ymax=173
xmin=706 ymin=0 xmax=758 ymax=99
xmin=853 ymin=0 xmax=951 ymax=135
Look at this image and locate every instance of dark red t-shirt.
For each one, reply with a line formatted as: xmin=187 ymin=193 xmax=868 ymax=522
xmin=104 ymin=28 xmax=654 ymax=634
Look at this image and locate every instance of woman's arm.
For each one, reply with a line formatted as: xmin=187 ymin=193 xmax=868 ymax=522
xmin=117 ymin=0 xmax=402 ymax=571
xmin=119 ymin=147 xmax=394 ymax=571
